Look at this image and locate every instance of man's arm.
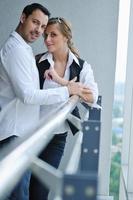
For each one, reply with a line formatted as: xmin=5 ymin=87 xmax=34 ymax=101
xmin=44 ymin=67 xmax=92 ymax=100
xmin=5 ymin=47 xmax=69 ymax=105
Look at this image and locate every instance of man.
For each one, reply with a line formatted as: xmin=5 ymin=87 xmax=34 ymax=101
xmin=0 ymin=3 xmax=91 ymax=200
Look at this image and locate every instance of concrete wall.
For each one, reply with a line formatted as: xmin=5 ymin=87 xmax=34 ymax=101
xmin=0 ymin=0 xmax=119 ymax=197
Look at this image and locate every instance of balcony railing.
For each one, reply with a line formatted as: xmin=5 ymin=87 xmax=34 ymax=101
xmin=0 ymin=95 xmax=101 ymax=200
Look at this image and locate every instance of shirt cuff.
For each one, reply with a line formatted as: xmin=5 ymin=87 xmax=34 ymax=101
xmin=61 ymin=86 xmax=69 ymax=100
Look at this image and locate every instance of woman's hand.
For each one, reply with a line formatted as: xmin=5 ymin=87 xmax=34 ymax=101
xmin=44 ymin=68 xmax=58 ymax=80
xmin=44 ymin=69 xmax=94 ymax=103
xmin=67 ymin=81 xmax=94 ymax=103
xmin=44 ymin=68 xmax=68 ymax=86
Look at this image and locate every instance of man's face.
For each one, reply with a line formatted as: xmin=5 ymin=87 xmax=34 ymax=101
xmin=20 ymin=9 xmax=48 ymax=43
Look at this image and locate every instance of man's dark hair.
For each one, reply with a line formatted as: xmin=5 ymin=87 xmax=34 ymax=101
xmin=22 ymin=3 xmax=51 ymax=18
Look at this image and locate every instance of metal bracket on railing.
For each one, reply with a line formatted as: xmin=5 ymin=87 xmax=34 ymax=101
xmin=77 ymin=102 xmax=89 ymax=121
xmin=80 ymin=120 xmax=101 ymax=172
xmin=62 ymin=172 xmax=97 ymax=200
xmin=82 ymin=96 xmax=102 ymax=121
xmin=67 ymin=113 xmax=82 ymax=131
xmin=30 ymin=157 xmax=63 ymax=196
xmin=65 ymin=131 xmax=83 ymax=174
xmin=66 ymin=101 xmax=90 ymax=135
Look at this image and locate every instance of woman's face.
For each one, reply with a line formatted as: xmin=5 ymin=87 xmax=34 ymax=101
xmin=44 ymin=24 xmax=68 ymax=53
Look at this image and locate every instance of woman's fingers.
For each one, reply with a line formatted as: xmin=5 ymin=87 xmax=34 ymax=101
xmin=69 ymin=76 xmax=77 ymax=82
xmin=44 ymin=69 xmax=54 ymax=80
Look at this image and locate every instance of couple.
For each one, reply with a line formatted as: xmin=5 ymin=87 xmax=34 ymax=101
xmin=0 ymin=3 xmax=98 ymax=200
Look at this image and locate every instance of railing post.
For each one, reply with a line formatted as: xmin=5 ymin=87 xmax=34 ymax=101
xmin=61 ymin=96 xmax=101 ymax=200
xmin=80 ymin=96 xmax=101 ymax=172
xmin=80 ymin=120 xmax=101 ymax=172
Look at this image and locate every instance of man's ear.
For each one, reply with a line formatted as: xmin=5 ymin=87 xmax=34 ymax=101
xmin=20 ymin=13 xmax=26 ymax=24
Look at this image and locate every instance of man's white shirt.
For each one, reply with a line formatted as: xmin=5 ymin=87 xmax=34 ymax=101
xmin=0 ymin=31 xmax=69 ymax=140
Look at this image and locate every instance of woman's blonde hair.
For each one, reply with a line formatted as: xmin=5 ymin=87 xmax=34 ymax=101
xmin=46 ymin=17 xmax=80 ymax=58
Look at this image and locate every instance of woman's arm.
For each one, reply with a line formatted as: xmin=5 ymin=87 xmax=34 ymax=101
xmin=44 ymin=68 xmax=92 ymax=99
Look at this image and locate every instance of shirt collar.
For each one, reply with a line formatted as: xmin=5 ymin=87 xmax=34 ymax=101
xmin=38 ymin=50 xmax=80 ymax=68
xmin=39 ymin=51 xmax=52 ymax=62
xmin=38 ymin=52 xmax=54 ymax=67
xmin=68 ymin=50 xmax=80 ymax=67
xmin=11 ymin=31 xmax=32 ymax=50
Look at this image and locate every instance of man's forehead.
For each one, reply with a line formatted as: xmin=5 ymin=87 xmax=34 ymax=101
xmin=27 ymin=10 xmax=48 ymax=23
xmin=28 ymin=9 xmax=47 ymax=18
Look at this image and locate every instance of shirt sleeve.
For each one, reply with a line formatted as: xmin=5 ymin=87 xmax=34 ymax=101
xmin=5 ymin=47 xmax=69 ymax=105
xmin=79 ymin=61 xmax=98 ymax=103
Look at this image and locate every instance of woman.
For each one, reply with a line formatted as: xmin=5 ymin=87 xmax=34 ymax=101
xmin=30 ymin=17 xmax=98 ymax=200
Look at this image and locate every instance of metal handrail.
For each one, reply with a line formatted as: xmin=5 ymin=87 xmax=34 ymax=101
xmin=0 ymin=95 xmax=79 ymax=200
